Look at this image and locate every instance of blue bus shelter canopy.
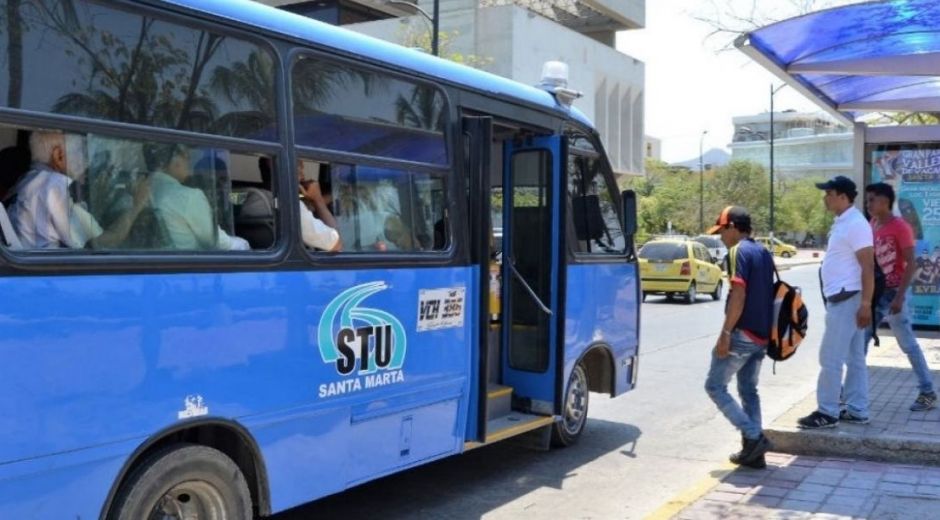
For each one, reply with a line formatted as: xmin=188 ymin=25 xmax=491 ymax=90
xmin=736 ymin=0 xmax=940 ymax=124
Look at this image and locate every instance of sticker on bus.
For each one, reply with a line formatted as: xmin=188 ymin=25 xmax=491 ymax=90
xmin=417 ymin=287 xmax=466 ymax=332
xmin=317 ymin=282 xmax=408 ymax=398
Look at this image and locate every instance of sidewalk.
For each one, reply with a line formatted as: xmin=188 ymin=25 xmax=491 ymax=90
xmin=672 ymin=453 xmax=940 ymax=519
xmin=664 ymin=331 xmax=940 ymax=519
xmin=776 ymin=249 xmax=824 ymax=271
xmin=766 ymin=332 xmax=940 ymax=465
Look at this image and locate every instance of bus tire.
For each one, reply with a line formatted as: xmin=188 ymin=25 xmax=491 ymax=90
xmin=552 ymin=364 xmax=589 ymax=447
xmin=109 ymin=444 xmax=252 ymax=520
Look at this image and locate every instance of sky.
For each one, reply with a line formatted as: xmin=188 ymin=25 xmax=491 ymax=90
xmin=615 ymin=1 xmax=835 ymax=164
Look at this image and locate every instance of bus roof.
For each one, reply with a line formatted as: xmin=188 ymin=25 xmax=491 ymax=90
xmin=162 ymin=0 xmax=594 ymax=129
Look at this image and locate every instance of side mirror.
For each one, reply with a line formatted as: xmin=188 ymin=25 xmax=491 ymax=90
xmin=621 ymin=190 xmax=637 ymax=236
xmin=621 ymin=190 xmax=637 ymax=258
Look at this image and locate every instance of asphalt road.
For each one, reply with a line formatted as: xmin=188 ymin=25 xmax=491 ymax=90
xmin=274 ymin=264 xmax=828 ymax=519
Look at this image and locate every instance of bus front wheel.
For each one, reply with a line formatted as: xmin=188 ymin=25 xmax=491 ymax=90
xmin=109 ymin=444 xmax=252 ymax=520
xmin=552 ymin=364 xmax=589 ymax=447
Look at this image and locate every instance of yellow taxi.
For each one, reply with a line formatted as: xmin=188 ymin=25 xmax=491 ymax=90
xmin=755 ymin=236 xmax=798 ymax=258
xmin=638 ymin=239 xmax=724 ymax=303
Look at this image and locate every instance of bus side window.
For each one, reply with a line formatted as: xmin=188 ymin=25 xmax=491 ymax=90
xmin=566 ymin=133 xmax=625 ymax=255
xmin=318 ymin=163 xmax=447 ymax=254
xmin=0 ymin=125 xmax=272 ymax=253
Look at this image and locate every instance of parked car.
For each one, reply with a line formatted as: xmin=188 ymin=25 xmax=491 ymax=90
xmin=692 ymin=235 xmax=729 ymax=270
xmin=638 ymin=239 xmax=724 ymax=303
xmin=755 ymin=236 xmax=798 ymax=258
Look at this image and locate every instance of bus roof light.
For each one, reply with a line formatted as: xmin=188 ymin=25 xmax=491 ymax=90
xmin=538 ymin=61 xmax=583 ymax=107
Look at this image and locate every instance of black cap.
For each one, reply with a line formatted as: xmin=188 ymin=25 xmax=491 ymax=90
xmin=816 ymin=175 xmax=857 ymax=198
xmin=707 ymin=206 xmax=751 ymax=234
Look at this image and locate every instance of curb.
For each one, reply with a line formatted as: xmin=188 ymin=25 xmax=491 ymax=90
xmin=775 ymin=260 xmax=821 ymax=272
xmin=765 ymin=426 xmax=940 ymax=466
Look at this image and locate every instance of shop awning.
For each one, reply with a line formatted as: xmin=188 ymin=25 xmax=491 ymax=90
xmin=735 ymin=0 xmax=940 ymax=126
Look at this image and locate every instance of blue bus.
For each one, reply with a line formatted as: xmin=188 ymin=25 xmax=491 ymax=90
xmin=0 ymin=0 xmax=640 ymax=518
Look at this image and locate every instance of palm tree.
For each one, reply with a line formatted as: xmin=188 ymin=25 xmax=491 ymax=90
xmin=395 ymin=85 xmax=444 ymax=131
xmin=210 ymin=50 xmax=277 ymax=137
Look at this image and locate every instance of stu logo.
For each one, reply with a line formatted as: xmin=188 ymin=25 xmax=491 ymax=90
xmin=335 ymin=324 xmax=395 ymax=375
xmin=318 ymin=282 xmax=407 ymax=376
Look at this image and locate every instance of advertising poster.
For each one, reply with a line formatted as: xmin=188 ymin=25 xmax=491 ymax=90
xmin=871 ymin=144 xmax=940 ymax=327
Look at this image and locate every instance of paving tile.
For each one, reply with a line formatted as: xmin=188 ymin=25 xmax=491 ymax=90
xmin=704 ymin=491 xmax=746 ymax=503
xmin=752 ymin=485 xmax=790 ymax=498
xmin=839 ymin=478 xmax=878 ymax=490
xmin=795 ymin=482 xmax=835 ymax=495
xmin=762 ymin=478 xmax=800 ymax=489
xmin=824 ymin=493 xmax=865 ymax=506
xmin=878 ymin=482 xmax=917 ymax=494
xmin=915 ymin=485 xmax=940 ymax=497
xmin=715 ymin=482 xmax=752 ymax=494
xmin=776 ymin=498 xmax=820 ymax=513
xmin=816 ymin=502 xmax=862 ymax=517
xmin=744 ymin=494 xmax=782 ymax=508
xmin=788 ymin=457 xmax=819 ymax=468
xmin=724 ymin=472 xmax=766 ymax=486
xmin=882 ymin=472 xmax=919 ymax=484
xmin=830 ymin=487 xmax=872 ymax=498
xmin=786 ymin=490 xmax=827 ymax=503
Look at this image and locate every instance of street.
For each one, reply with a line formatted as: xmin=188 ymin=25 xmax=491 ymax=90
xmin=275 ymin=264 xmax=827 ymax=519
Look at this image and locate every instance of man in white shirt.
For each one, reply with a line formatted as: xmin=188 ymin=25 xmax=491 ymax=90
xmin=297 ymin=160 xmax=341 ymax=251
xmin=145 ymin=143 xmax=248 ymax=251
xmin=10 ymin=131 xmax=148 ymax=249
xmin=798 ymin=176 xmax=874 ymax=429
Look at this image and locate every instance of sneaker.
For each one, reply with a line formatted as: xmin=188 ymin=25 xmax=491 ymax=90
xmin=797 ymin=411 xmax=839 ymax=429
xmin=910 ymin=392 xmax=938 ymax=412
xmin=729 ymin=434 xmax=771 ymax=468
xmin=838 ymin=409 xmax=870 ymax=424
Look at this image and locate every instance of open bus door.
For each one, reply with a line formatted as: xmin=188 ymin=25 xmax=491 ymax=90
xmin=500 ymin=137 xmax=563 ymax=416
xmin=462 ymin=120 xmax=563 ymax=448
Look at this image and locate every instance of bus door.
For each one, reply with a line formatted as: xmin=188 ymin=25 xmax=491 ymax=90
xmin=500 ymin=137 xmax=563 ymax=416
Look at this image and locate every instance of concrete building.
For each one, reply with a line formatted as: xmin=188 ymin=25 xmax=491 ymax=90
xmin=256 ymin=0 xmax=646 ymax=176
xmin=730 ymin=111 xmax=853 ymax=180
xmin=644 ymin=135 xmax=661 ymax=162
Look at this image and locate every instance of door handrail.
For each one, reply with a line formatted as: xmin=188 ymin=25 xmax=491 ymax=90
xmin=507 ymin=256 xmax=553 ymax=316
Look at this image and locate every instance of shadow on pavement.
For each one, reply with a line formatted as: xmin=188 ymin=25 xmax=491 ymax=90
xmin=273 ymin=418 xmax=641 ymax=519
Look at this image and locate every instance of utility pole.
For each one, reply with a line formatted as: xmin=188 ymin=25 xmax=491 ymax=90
xmin=699 ymin=130 xmax=708 ymax=234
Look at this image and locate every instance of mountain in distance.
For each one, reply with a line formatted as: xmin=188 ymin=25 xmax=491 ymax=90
xmin=671 ymin=148 xmax=732 ymax=171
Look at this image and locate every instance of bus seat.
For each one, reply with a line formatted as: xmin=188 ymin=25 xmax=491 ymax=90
xmin=0 ymin=201 xmax=23 ymax=250
xmin=235 ymin=188 xmax=275 ymax=250
xmin=124 ymin=206 xmax=171 ymax=250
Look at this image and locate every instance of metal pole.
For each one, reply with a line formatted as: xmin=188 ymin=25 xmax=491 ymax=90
xmin=699 ymin=130 xmax=708 ymax=233
xmin=432 ymin=0 xmax=440 ymax=56
xmin=769 ymin=84 xmax=775 ymax=241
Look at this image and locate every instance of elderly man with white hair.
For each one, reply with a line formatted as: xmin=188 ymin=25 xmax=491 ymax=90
xmin=9 ymin=130 xmax=149 ymax=249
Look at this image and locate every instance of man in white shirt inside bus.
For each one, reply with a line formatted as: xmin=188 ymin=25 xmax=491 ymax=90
xmin=297 ymin=160 xmax=341 ymax=252
xmin=10 ymin=130 xmax=149 ymax=249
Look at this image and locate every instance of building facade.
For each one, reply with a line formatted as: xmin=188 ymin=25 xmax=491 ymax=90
xmin=256 ymin=0 xmax=646 ymax=176
xmin=730 ymin=111 xmax=853 ymax=180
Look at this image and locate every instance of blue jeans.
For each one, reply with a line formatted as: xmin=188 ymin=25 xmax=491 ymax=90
xmin=705 ymin=331 xmax=765 ymax=440
xmin=865 ymin=288 xmax=935 ymax=394
xmin=818 ymin=293 xmax=868 ymax=418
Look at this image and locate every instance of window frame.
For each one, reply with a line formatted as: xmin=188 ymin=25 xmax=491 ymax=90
xmin=288 ymin=49 xmax=452 ymax=169
xmin=1 ymin=0 xmax=283 ymax=143
xmin=564 ymin=125 xmax=627 ymax=263
xmin=286 ymin=46 xmax=458 ymax=267
xmin=0 ymin=0 xmax=290 ymax=272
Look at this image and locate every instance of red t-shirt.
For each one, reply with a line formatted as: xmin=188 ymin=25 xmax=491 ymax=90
xmin=871 ymin=216 xmax=915 ymax=288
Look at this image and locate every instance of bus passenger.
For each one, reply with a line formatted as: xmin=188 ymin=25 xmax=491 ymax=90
xmin=145 ymin=143 xmax=248 ymax=251
xmin=298 ymin=160 xmax=341 ymax=251
xmin=10 ymin=131 xmax=149 ymax=249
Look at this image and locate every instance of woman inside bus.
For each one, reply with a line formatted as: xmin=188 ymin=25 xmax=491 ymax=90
xmin=297 ymin=159 xmax=342 ymax=252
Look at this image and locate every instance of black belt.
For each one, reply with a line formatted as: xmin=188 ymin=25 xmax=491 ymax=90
xmin=826 ymin=288 xmax=859 ymax=304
